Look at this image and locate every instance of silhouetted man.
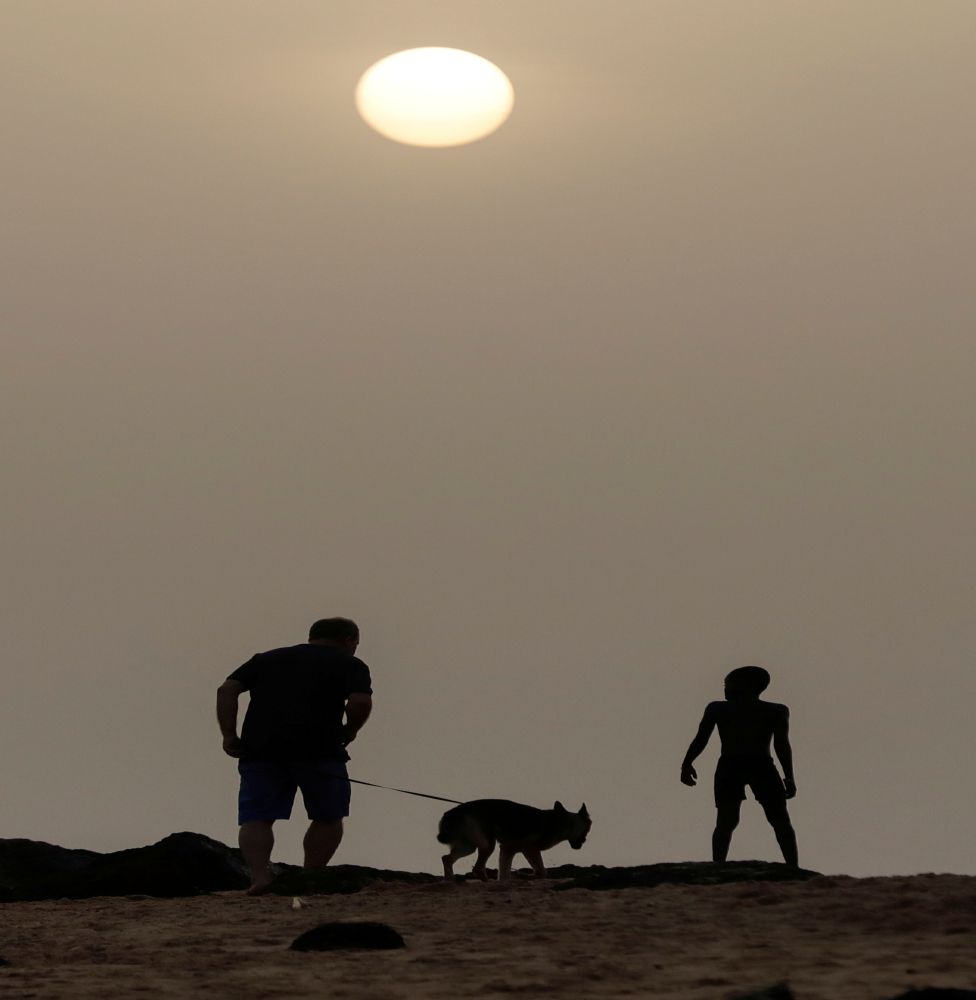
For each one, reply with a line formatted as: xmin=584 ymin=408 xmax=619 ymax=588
xmin=216 ymin=617 xmax=373 ymax=894
xmin=680 ymin=665 xmax=798 ymax=866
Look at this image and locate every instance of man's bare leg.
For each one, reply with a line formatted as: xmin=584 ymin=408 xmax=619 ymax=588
xmin=303 ymin=819 xmax=343 ymax=869
xmin=239 ymin=820 xmax=275 ymax=894
xmin=712 ymin=802 xmax=741 ymax=862
xmin=761 ymin=801 xmax=799 ymax=867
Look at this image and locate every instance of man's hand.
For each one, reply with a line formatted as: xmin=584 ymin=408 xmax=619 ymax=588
xmin=784 ymin=777 xmax=797 ymax=799
xmin=680 ymin=763 xmax=697 ymax=787
xmin=216 ymin=680 xmax=244 ymax=758
xmin=342 ymin=693 xmax=371 ymax=749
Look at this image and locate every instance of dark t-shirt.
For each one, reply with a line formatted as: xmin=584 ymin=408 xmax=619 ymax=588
xmin=228 ymin=644 xmax=372 ymax=762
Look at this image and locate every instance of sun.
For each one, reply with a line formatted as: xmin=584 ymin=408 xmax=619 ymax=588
xmin=355 ymin=47 xmax=514 ymax=148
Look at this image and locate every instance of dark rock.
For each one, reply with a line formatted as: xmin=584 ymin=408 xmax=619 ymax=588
xmin=0 ymin=838 xmax=100 ymax=895
xmin=0 ymin=832 xmax=254 ymax=901
xmin=289 ymin=921 xmax=405 ymax=951
xmin=552 ymin=860 xmax=820 ymax=891
xmin=888 ymin=992 xmax=976 ymax=1000
xmin=0 ymin=957 xmax=10 ymax=967
xmin=0 ymin=834 xmax=434 ymax=901
xmin=0 ymin=836 xmax=819 ymax=902
xmin=269 ymin=864 xmax=437 ymax=896
xmin=731 ymin=986 xmax=794 ymax=1000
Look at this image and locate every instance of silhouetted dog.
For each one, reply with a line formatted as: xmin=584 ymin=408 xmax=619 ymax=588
xmin=437 ymin=799 xmax=591 ymax=880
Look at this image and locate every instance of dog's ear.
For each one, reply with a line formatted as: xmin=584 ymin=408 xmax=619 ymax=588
xmin=553 ymin=801 xmax=565 ymax=813
xmin=579 ymin=803 xmax=589 ymax=817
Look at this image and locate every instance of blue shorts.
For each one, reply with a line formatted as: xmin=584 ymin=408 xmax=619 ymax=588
xmin=237 ymin=759 xmax=351 ymax=824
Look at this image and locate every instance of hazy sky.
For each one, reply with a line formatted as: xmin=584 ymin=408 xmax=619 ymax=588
xmin=3 ymin=1 xmax=975 ymax=877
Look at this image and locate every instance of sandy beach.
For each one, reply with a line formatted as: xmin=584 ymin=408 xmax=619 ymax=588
xmin=3 ymin=872 xmax=975 ymax=999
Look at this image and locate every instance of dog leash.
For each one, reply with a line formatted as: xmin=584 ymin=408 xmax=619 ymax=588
xmin=348 ymin=777 xmax=462 ymax=804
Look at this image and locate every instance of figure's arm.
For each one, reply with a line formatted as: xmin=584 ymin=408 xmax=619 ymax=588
xmin=681 ymin=705 xmax=717 ymax=786
xmin=342 ymin=693 xmax=373 ymax=746
xmin=216 ymin=679 xmax=246 ymax=757
xmin=773 ymin=706 xmax=796 ymax=798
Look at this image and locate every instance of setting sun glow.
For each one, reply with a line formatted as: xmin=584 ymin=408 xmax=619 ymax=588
xmin=355 ymin=47 xmax=514 ymax=148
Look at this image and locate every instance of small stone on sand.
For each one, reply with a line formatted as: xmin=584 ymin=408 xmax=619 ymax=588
xmin=289 ymin=922 xmax=405 ymax=951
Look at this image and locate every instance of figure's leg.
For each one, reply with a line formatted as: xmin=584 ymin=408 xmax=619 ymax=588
xmin=523 ymin=847 xmax=546 ymax=878
xmin=497 ymin=844 xmax=516 ymax=881
xmin=237 ymin=760 xmax=294 ymax=893
xmin=761 ymin=800 xmax=798 ymax=867
xmin=239 ymin=820 xmax=275 ymax=894
xmin=304 ymin=819 xmax=344 ymax=869
xmin=471 ymin=836 xmax=496 ymax=881
xmin=298 ymin=761 xmax=349 ymax=869
xmin=712 ymin=802 xmax=741 ymax=862
xmin=442 ymin=841 xmax=476 ymax=878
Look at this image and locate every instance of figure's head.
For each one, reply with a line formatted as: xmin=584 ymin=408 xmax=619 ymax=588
xmin=554 ymin=801 xmax=592 ymax=850
xmin=308 ymin=617 xmax=360 ymax=653
xmin=724 ymin=665 xmax=770 ymax=700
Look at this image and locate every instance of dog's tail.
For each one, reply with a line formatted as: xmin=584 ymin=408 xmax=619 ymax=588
xmin=436 ymin=803 xmax=467 ymax=844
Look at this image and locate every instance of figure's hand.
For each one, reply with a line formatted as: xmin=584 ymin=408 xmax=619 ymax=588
xmin=341 ymin=725 xmax=356 ymax=747
xmin=222 ymin=735 xmax=243 ymax=758
xmin=784 ymin=778 xmax=797 ymax=799
xmin=680 ymin=764 xmax=697 ymax=787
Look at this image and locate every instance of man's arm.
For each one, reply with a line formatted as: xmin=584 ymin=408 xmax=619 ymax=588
xmin=681 ymin=705 xmax=717 ymax=786
xmin=342 ymin=693 xmax=372 ymax=746
xmin=216 ymin=679 xmax=245 ymax=757
xmin=773 ymin=705 xmax=796 ymax=798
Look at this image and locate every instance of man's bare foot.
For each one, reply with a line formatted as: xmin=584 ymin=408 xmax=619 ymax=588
xmin=245 ymin=869 xmax=274 ymax=896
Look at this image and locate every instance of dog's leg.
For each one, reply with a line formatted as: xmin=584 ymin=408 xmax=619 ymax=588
xmin=471 ymin=836 xmax=495 ymax=881
xmin=523 ymin=847 xmax=547 ymax=879
xmin=442 ymin=841 xmax=475 ymax=879
xmin=497 ymin=844 xmax=515 ymax=881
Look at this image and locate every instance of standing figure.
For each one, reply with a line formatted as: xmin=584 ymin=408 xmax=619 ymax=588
xmin=216 ymin=617 xmax=373 ymax=894
xmin=680 ymin=665 xmax=798 ymax=866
